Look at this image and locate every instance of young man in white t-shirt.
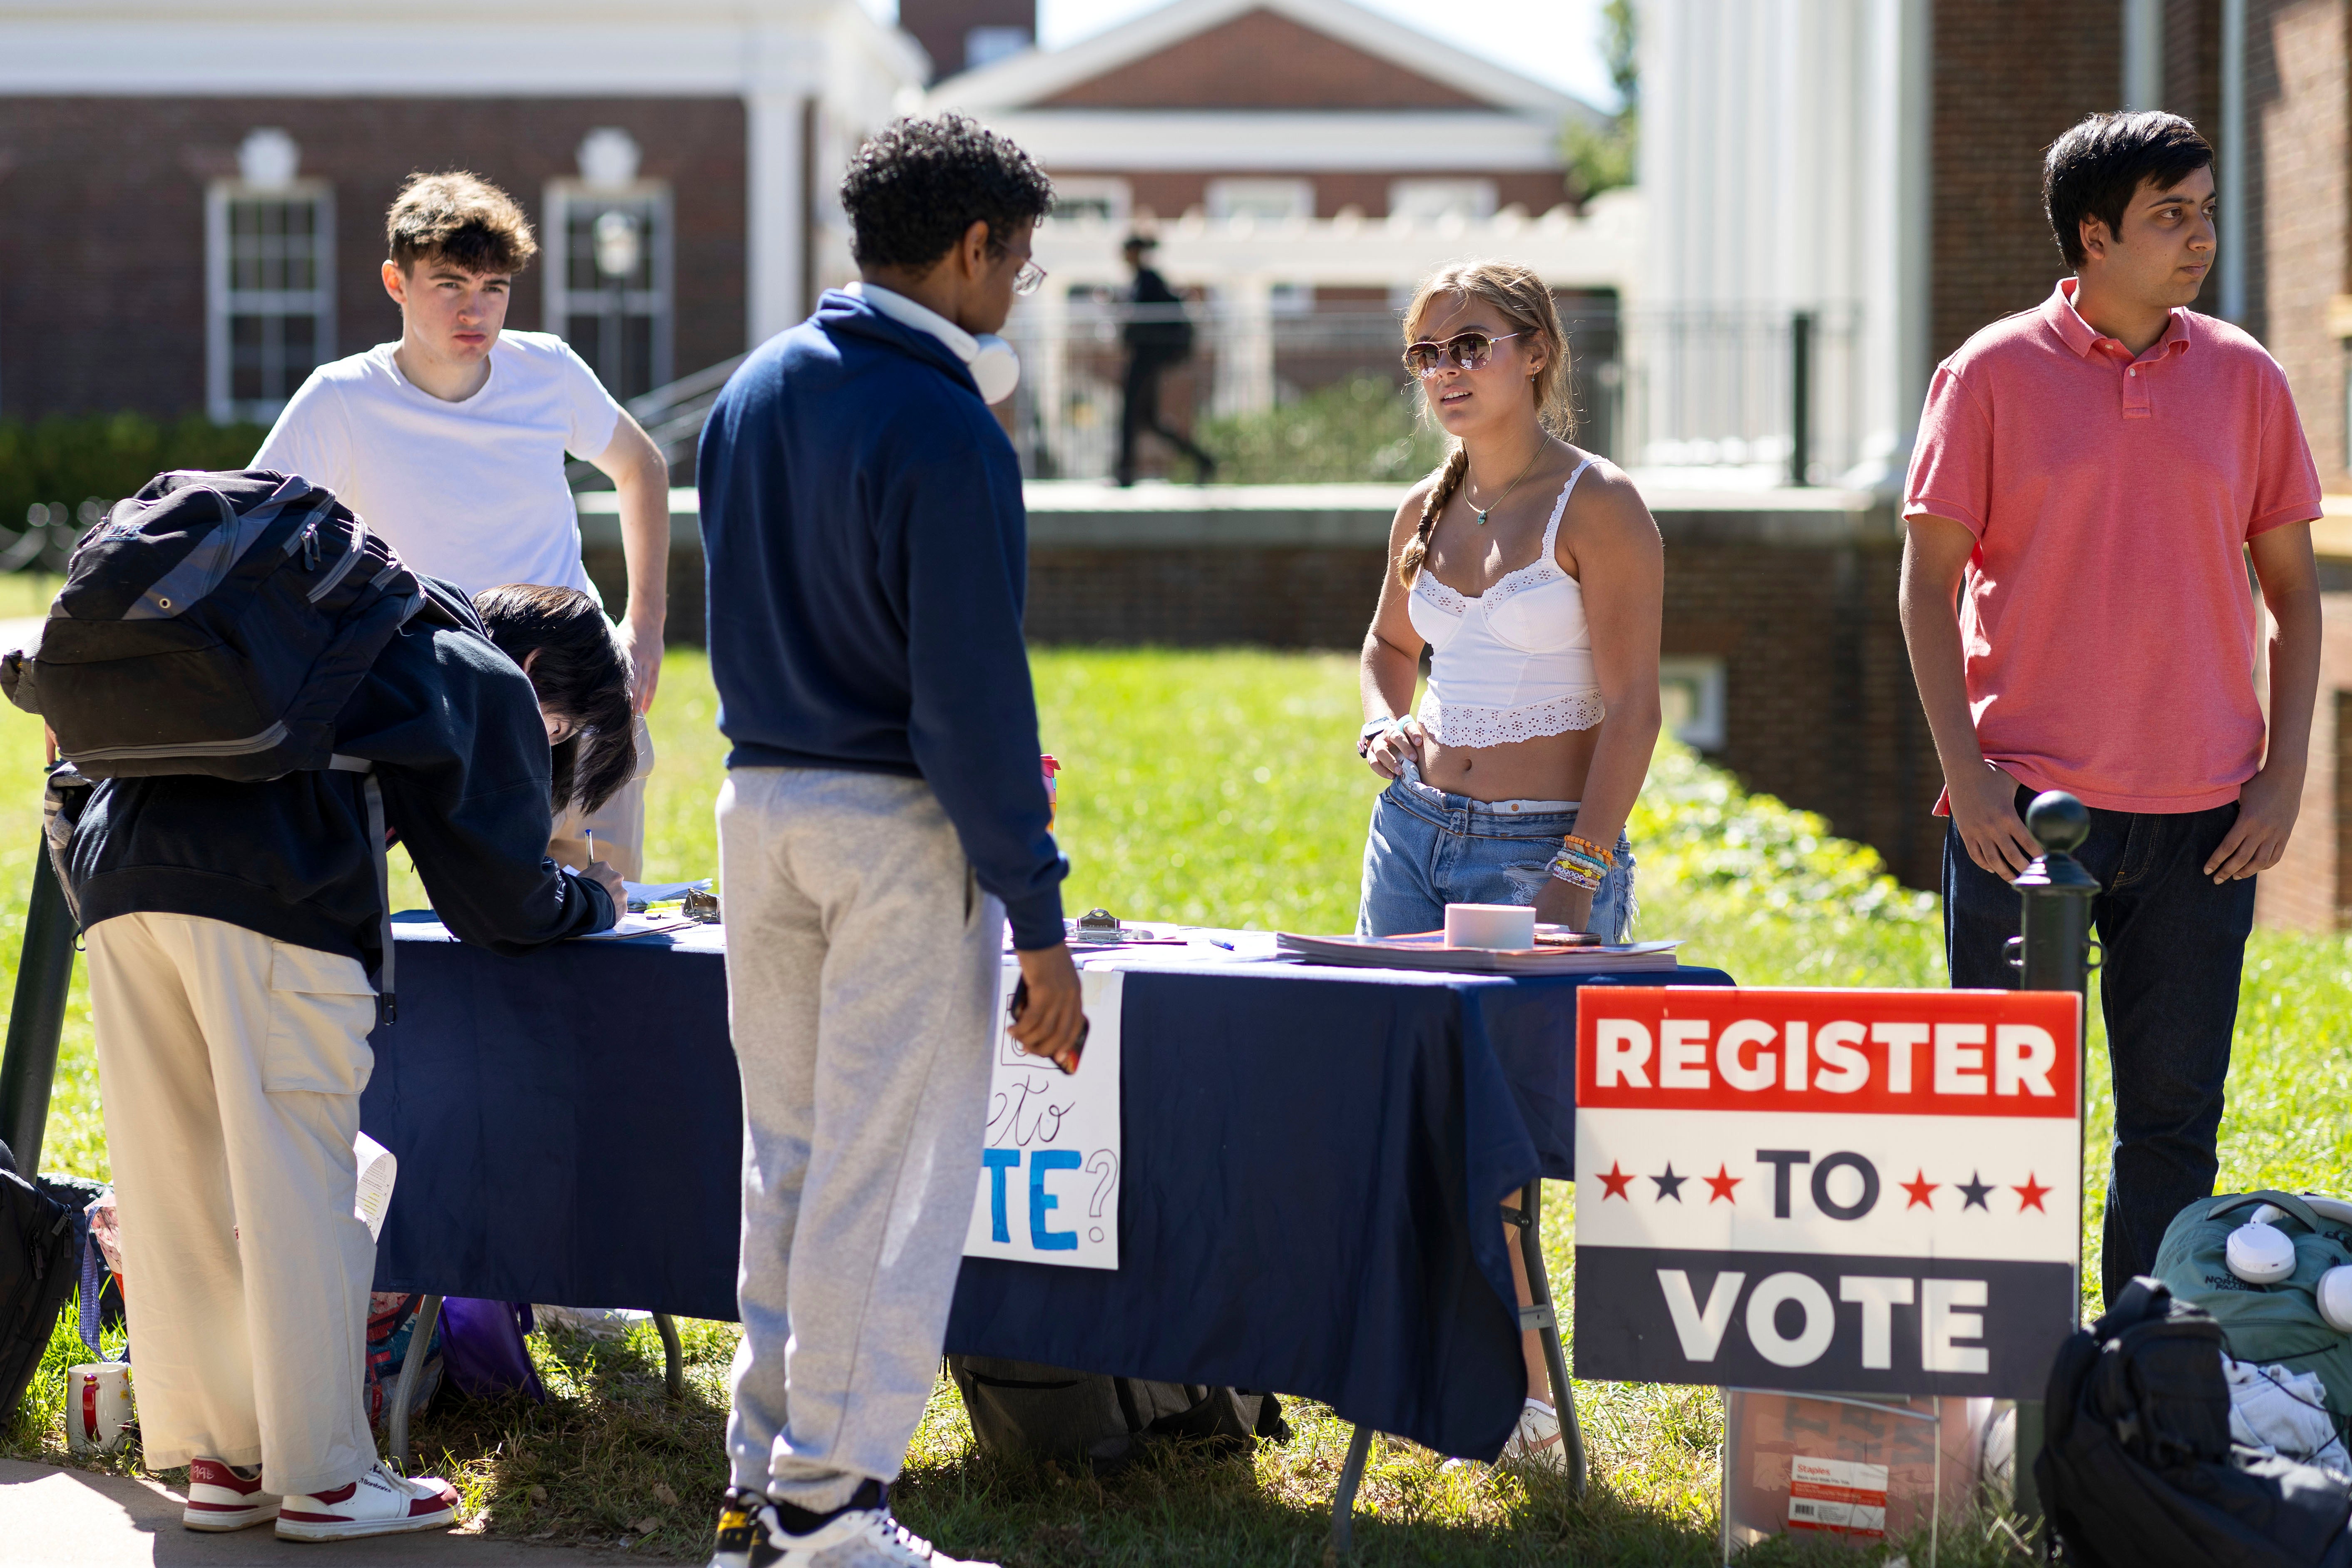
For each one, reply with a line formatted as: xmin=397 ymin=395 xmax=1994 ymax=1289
xmin=256 ymin=171 xmax=666 ymax=876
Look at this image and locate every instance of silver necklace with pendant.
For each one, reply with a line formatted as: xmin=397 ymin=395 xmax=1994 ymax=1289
xmin=1468 ymin=442 xmax=1547 ymax=525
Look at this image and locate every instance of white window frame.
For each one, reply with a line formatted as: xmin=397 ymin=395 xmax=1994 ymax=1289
xmin=543 ymin=177 xmax=675 ymax=398
xmin=1387 ymin=179 xmax=1498 ymax=222
xmin=205 ymin=179 xmax=335 ymax=424
xmin=1047 ymin=176 xmax=1132 ymax=228
xmin=1659 ymin=656 xmax=1728 ymax=751
xmin=1205 ymin=178 xmax=1315 ymax=222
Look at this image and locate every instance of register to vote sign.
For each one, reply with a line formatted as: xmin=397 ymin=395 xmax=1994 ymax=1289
xmin=963 ymin=966 xmax=1123 ymax=1271
xmin=1574 ymin=987 xmax=2081 ymax=1397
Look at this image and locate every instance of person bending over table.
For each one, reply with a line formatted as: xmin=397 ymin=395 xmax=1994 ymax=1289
xmin=473 ymin=584 xmax=640 ymax=857
xmin=1354 ymin=259 xmax=1664 ymax=1469
xmin=696 ymin=114 xmax=1082 ymax=1568
xmin=65 ymin=577 xmax=624 ymax=1544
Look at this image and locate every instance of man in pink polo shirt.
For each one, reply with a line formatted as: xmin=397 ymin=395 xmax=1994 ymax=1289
xmin=1901 ymin=110 xmax=2323 ymax=1307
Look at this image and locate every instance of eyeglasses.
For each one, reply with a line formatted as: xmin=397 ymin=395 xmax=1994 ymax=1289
xmin=1402 ymin=331 xmax=1524 ymax=378
xmin=1013 ymin=258 xmax=1047 ymax=297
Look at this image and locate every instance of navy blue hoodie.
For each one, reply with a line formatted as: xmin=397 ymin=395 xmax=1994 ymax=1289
xmin=67 ymin=586 xmax=615 ymax=969
xmin=698 ymin=289 xmax=1066 ymax=948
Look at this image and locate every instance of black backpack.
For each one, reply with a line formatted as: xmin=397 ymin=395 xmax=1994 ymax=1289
xmin=948 ymin=1354 xmax=1287 ymax=1475
xmin=0 ymin=468 xmax=452 ymax=1019
xmin=2037 ymin=1276 xmax=2352 ymax=1567
xmin=0 ymin=1140 xmax=87 ymax=1428
xmin=1 ymin=469 xmax=425 ymax=778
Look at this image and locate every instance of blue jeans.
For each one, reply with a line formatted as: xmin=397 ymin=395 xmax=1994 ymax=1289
xmin=1356 ymin=760 xmax=1638 ymax=942
xmin=1944 ymin=785 xmax=2255 ymax=1308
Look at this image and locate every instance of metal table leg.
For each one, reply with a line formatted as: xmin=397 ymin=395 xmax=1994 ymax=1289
xmin=654 ymin=1311 xmax=684 ymax=1400
xmin=1323 ymin=1422 xmax=1375 ymax=1565
xmin=1508 ymin=1180 xmax=1588 ymax=1495
xmin=387 ymin=1293 xmax=442 ymax=1469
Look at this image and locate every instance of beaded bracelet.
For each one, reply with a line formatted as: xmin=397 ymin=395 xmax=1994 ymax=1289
xmin=1547 ymin=855 xmax=1603 ymax=890
xmin=1561 ymin=832 xmax=1615 ymax=869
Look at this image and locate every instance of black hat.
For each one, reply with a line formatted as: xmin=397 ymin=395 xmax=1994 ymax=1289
xmin=1121 ymin=233 xmax=1158 ymax=251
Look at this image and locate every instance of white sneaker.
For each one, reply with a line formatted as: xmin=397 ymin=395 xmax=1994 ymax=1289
xmin=764 ymin=1505 xmax=995 ymax=1567
xmin=183 ymin=1457 xmax=278 ymax=1531
xmin=1498 ymin=1397 xmax=1568 ymax=1473
xmin=275 ymin=1459 xmax=458 ymax=1541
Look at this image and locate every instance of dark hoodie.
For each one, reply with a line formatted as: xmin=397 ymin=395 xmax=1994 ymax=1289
xmin=697 ymin=288 xmax=1067 ymax=948
xmin=65 ymin=583 xmax=614 ymax=968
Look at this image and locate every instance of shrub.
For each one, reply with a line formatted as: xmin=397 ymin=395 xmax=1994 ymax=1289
xmin=0 ymin=413 xmax=270 ymax=547
xmin=1195 ymin=375 xmax=1445 ymax=485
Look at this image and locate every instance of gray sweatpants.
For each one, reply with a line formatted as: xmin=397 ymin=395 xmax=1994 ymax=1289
xmin=716 ymin=766 xmax=1003 ymax=1508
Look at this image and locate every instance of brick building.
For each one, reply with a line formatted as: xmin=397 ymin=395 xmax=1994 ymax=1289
xmin=0 ymin=0 xmax=920 ymax=422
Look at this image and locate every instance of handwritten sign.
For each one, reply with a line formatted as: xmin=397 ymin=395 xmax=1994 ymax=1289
xmin=1574 ymin=987 xmax=2082 ymax=1397
xmin=963 ymin=965 xmax=1123 ymax=1270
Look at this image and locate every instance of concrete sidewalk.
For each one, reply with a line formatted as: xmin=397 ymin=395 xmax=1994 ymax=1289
xmin=0 ymin=1461 xmax=643 ymax=1567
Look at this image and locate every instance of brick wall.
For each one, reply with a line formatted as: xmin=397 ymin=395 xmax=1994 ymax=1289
xmin=2244 ymin=0 xmax=2350 ymax=488
xmin=1097 ymin=169 xmax=1571 ymax=221
xmin=1039 ymin=10 xmax=1483 ymax=110
xmin=0 ymin=97 xmax=747 ymax=421
xmin=1929 ymin=1 xmax=2121 ymax=364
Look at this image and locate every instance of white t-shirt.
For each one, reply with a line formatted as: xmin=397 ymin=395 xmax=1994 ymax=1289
xmin=253 ymin=331 xmax=623 ymax=598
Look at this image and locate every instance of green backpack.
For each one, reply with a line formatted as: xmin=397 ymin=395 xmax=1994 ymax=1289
xmin=2154 ymin=1190 xmax=2352 ymax=1435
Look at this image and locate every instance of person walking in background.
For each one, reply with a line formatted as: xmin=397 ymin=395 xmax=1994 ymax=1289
xmin=254 ymin=171 xmax=667 ymax=880
xmin=695 ymin=113 xmax=1084 ymax=1568
xmin=1900 ymin=111 xmax=2323 ymax=1307
xmin=1115 ymin=233 xmax=1216 ymax=485
xmin=1355 ymin=259 xmax=1663 ymax=1467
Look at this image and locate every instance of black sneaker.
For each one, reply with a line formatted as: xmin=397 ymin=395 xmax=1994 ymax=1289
xmin=706 ymin=1487 xmax=775 ymax=1568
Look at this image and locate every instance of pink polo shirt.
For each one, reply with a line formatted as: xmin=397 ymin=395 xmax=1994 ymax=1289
xmin=1903 ymin=277 xmax=2321 ymax=814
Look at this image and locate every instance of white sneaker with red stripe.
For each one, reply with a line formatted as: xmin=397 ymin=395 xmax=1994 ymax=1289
xmin=1498 ymin=1397 xmax=1567 ymax=1472
xmin=275 ymin=1459 xmax=459 ymax=1542
xmin=183 ymin=1458 xmax=279 ymax=1531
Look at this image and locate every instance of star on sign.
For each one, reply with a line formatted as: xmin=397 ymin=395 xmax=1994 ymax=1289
xmin=2013 ymin=1172 xmax=2051 ymax=1213
xmin=1901 ymin=1170 xmax=1938 ymax=1210
xmin=1957 ymin=1171 xmax=1993 ymax=1210
xmin=1597 ymin=1162 xmax=1634 ymax=1201
xmin=1704 ymin=1164 xmax=1741 ymax=1203
xmin=1650 ymin=1163 xmax=1686 ymax=1202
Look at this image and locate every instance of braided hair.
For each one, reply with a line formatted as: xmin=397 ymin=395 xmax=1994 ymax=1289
xmin=1394 ymin=261 xmax=1576 ymax=587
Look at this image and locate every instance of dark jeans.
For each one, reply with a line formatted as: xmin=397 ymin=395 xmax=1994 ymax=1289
xmin=1943 ymin=785 xmax=2255 ymax=1307
xmin=1116 ymin=352 xmax=1213 ymax=485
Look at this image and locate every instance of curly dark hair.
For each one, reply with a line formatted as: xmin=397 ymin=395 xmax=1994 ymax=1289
xmin=839 ymin=113 xmax=1053 ymax=271
xmin=2044 ymin=111 xmax=2213 ymax=269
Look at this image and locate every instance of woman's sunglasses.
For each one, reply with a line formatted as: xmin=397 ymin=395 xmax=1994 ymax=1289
xmin=1402 ymin=330 xmax=1524 ymax=378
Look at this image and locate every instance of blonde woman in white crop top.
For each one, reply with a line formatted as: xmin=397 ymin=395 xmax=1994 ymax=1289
xmin=1353 ymin=263 xmax=1664 ymax=1467
xmin=1356 ymin=264 xmax=1663 ymax=942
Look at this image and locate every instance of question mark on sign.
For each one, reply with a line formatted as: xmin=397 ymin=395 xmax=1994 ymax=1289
xmin=1085 ymin=1149 xmax=1119 ymax=1243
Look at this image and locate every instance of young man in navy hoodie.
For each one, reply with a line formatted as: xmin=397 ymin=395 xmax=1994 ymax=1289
xmin=696 ymin=115 xmax=1081 ymax=1568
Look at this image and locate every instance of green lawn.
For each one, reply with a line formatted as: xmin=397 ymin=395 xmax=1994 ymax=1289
xmin=6 ymin=648 xmax=2351 ymax=1565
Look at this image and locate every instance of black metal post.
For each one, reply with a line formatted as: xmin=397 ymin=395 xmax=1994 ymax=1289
xmin=0 ymin=812 xmax=79 ymax=1173
xmin=1789 ymin=310 xmax=1815 ymax=487
xmin=2007 ymin=790 xmax=2100 ymax=1528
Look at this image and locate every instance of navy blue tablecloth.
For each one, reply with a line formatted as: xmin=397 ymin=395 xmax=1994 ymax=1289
xmin=359 ymin=915 xmax=1730 ymax=1461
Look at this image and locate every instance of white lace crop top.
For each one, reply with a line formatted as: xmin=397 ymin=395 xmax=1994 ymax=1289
xmin=1405 ymin=460 xmax=1603 ymax=748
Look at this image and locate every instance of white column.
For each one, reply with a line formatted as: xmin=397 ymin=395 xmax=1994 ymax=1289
xmin=2218 ymin=0 xmax=2247 ymax=323
xmin=1027 ymin=283 xmax=1070 ymax=476
xmin=1213 ymin=275 xmax=1275 ymax=417
xmin=747 ymin=88 xmax=808 ymax=348
xmin=2123 ymin=0 xmax=2165 ymax=111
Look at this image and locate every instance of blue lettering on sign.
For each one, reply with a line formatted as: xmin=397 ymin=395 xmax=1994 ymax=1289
xmin=1029 ymin=1150 xmax=1082 ymax=1250
xmin=982 ymin=1149 xmax=1021 ymax=1243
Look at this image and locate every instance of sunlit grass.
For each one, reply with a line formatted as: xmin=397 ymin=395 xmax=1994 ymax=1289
xmin=6 ymin=647 xmax=2350 ymax=1563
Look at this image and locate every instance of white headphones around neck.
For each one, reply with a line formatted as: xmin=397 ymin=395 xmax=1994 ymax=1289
xmin=968 ymin=335 xmax=1021 ymax=405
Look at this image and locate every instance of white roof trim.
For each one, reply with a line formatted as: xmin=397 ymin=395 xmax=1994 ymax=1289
xmin=931 ymin=0 xmax=1598 ymax=123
